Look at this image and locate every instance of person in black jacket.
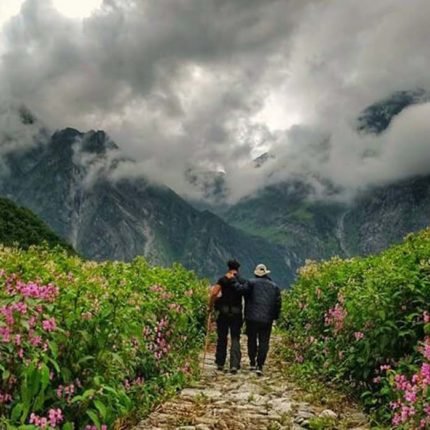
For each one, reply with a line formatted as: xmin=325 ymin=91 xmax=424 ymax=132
xmin=209 ymin=259 xmax=245 ymax=374
xmin=229 ymin=263 xmax=281 ymax=376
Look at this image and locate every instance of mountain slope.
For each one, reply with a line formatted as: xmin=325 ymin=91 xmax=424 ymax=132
xmin=0 ymin=126 xmax=296 ymax=285
xmin=343 ymin=175 xmax=430 ymax=256
xmin=0 ymin=196 xmax=74 ymax=251
xmin=224 ymin=181 xmax=345 ymax=262
xmin=224 ymin=90 xmax=430 ymax=264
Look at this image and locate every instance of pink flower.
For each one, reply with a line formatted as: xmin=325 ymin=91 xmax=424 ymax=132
xmin=29 ymin=334 xmax=42 ymax=347
xmin=56 ymin=385 xmax=63 ymax=398
xmin=14 ymin=335 xmax=22 ymax=346
xmin=295 ymin=353 xmax=304 ymax=363
xmin=0 ymin=326 xmax=11 ymax=343
xmin=0 ymin=306 xmax=14 ymax=325
xmin=421 ymin=337 xmax=430 ymax=360
xmin=11 ymin=302 xmax=27 ymax=314
xmin=404 ymin=389 xmax=417 ymax=403
xmin=42 ymin=318 xmax=57 ymax=332
xmin=354 ymin=331 xmax=365 ymax=341
xmin=0 ymin=392 xmax=12 ymax=404
xmin=324 ymin=303 xmax=347 ymax=332
xmin=48 ymin=408 xmax=63 ymax=427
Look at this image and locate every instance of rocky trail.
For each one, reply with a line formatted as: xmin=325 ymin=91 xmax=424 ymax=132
xmin=134 ymin=337 xmax=370 ymax=430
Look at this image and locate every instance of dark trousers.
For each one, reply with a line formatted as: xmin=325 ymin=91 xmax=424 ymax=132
xmin=246 ymin=320 xmax=273 ymax=368
xmin=215 ymin=314 xmax=242 ymax=369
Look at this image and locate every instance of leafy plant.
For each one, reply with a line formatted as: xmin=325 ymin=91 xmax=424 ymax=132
xmin=279 ymin=228 xmax=430 ymax=428
xmin=0 ymin=244 xmax=207 ymax=429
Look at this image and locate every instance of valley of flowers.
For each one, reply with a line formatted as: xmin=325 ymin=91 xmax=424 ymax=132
xmin=280 ymin=228 xmax=430 ymax=429
xmin=0 ymin=245 xmax=207 ymax=429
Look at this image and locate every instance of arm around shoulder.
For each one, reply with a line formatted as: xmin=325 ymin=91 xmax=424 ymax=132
xmin=233 ymin=277 xmax=251 ymax=293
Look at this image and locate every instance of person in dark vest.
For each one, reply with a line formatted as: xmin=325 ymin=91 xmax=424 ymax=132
xmin=229 ymin=263 xmax=281 ymax=376
xmin=209 ymin=259 xmax=245 ymax=374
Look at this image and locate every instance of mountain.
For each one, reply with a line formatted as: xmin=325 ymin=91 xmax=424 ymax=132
xmin=184 ymin=167 xmax=229 ymax=212
xmin=2 ymin=89 xmax=428 ymax=286
xmin=223 ymin=89 xmax=430 ymax=264
xmin=342 ymin=175 xmax=430 ymax=256
xmin=224 ymin=181 xmax=345 ymax=263
xmin=0 ymin=196 xmax=74 ymax=251
xmin=225 ymin=173 xmax=430 ymax=266
xmin=253 ymin=152 xmax=275 ymax=168
xmin=0 ymin=125 xmax=297 ymax=285
xmin=357 ymin=88 xmax=430 ymax=134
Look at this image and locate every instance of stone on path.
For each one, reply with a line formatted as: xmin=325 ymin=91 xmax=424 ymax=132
xmin=319 ymin=409 xmax=338 ymax=420
xmin=133 ymin=338 xmax=370 ymax=430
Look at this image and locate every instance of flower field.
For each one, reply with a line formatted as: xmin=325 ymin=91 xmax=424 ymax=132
xmin=280 ymin=228 xmax=430 ymax=428
xmin=0 ymin=245 xmax=207 ymax=429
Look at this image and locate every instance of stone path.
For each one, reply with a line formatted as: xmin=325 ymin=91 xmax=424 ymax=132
xmin=134 ymin=338 xmax=370 ymax=430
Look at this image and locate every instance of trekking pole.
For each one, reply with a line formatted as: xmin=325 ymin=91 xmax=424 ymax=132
xmin=201 ymin=304 xmax=212 ymax=371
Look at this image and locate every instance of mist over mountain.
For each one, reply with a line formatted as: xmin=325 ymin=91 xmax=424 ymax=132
xmin=2 ymin=1 xmax=430 ymax=205
xmin=0 ymin=113 xmax=296 ymax=284
xmin=218 ymin=91 xmax=430 ymax=265
xmin=2 ymin=86 xmax=430 ymax=288
xmin=357 ymin=89 xmax=430 ymax=135
xmin=1 ymin=1 xmax=430 ymax=288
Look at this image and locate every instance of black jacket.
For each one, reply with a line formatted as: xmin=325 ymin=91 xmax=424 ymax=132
xmin=233 ymin=275 xmax=281 ymax=323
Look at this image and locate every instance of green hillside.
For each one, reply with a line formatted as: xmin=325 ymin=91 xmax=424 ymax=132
xmin=0 ymin=197 xmax=74 ymax=252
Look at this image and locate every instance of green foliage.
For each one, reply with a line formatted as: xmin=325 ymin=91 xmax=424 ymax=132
xmin=0 ymin=198 xmax=74 ymax=253
xmin=0 ymin=245 xmax=207 ymax=428
xmin=279 ymin=228 xmax=430 ymax=427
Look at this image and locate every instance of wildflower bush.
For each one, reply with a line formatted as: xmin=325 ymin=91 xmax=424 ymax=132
xmin=0 ymin=244 xmax=207 ymax=429
xmin=279 ymin=228 xmax=430 ymax=428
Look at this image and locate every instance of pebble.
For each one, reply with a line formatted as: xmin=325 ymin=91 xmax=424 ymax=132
xmin=133 ymin=337 xmax=370 ymax=430
xmin=319 ymin=409 xmax=338 ymax=419
xmin=268 ymin=398 xmax=293 ymax=414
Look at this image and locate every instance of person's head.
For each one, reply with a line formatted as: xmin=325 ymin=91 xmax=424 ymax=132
xmin=254 ymin=263 xmax=271 ymax=278
xmin=227 ymin=259 xmax=240 ymax=273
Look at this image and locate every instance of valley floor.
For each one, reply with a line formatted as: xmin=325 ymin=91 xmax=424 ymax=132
xmin=133 ymin=337 xmax=370 ymax=430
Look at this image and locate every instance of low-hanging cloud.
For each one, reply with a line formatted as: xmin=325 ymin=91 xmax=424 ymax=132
xmin=1 ymin=0 xmax=430 ymax=204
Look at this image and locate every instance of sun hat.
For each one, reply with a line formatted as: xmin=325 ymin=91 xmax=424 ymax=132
xmin=254 ymin=263 xmax=271 ymax=277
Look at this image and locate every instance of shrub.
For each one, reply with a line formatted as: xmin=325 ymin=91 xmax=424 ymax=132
xmin=279 ymin=228 xmax=430 ymax=427
xmin=0 ymin=245 xmax=207 ymax=429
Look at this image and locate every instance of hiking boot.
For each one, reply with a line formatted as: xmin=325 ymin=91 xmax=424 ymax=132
xmin=249 ymin=365 xmax=257 ymax=371
xmin=216 ymin=365 xmax=224 ymax=372
xmin=256 ymin=367 xmax=263 ymax=376
xmin=230 ymin=367 xmax=238 ymax=374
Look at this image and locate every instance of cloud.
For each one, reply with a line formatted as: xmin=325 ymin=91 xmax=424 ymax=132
xmin=1 ymin=0 xmax=430 ymax=204
xmin=0 ymin=100 xmax=44 ymax=156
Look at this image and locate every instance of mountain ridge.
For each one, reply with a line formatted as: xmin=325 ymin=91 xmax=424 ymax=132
xmin=0 ymin=125 xmax=296 ymax=285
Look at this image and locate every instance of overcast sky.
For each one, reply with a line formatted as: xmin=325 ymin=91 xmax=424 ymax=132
xmin=1 ymin=0 xmax=430 ymax=202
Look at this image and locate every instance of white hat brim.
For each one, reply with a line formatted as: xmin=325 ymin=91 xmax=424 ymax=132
xmin=254 ymin=269 xmax=271 ymax=276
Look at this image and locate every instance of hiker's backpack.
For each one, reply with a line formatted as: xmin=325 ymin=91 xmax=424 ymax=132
xmin=215 ymin=276 xmax=243 ymax=316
